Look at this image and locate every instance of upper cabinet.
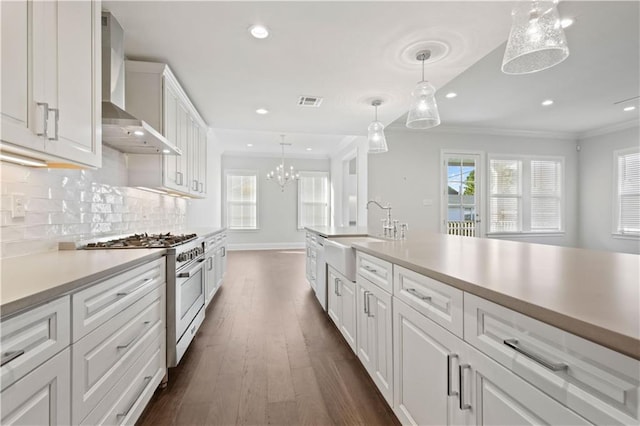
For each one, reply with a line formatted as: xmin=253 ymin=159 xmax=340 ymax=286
xmin=0 ymin=0 xmax=102 ymax=168
xmin=126 ymin=61 xmax=208 ymax=198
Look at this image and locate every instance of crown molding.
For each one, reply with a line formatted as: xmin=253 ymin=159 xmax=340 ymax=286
xmin=385 ymin=123 xmax=577 ymax=141
xmin=222 ymin=150 xmax=330 ymax=160
xmin=577 ymin=119 xmax=639 ymax=140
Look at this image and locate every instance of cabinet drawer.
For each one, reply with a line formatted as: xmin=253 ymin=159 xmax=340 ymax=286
xmin=394 ymin=265 xmax=463 ymax=338
xmin=464 ymin=293 xmax=640 ymax=425
xmin=72 ymin=285 xmax=165 ymax=423
xmin=0 ymin=296 xmax=70 ymax=391
xmin=80 ymin=332 xmax=165 ymax=426
xmin=72 ymin=257 xmax=165 ymax=341
xmin=357 ymin=251 xmax=392 ymax=293
xmin=1 ymin=347 xmax=71 ymax=426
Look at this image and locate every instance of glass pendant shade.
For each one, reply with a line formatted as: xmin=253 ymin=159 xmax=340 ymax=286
xmin=406 ymin=81 xmax=441 ymax=129
xmin=368 ymin=120 xmax=388 ymax=153
xmin=502 ymin=0 xmax=569 ymax=74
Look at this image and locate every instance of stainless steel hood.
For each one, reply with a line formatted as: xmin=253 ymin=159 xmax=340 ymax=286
xmin=101 ymin=12 xmax=181 ymax=155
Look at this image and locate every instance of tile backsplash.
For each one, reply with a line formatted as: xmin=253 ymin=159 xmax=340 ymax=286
xmin=0 ymin=147 xmax=187 ymax=258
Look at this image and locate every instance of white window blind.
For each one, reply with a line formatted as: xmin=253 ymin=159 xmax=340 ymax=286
xmin=489 ymin=157 xmax=563 ymax=234
xmin=298 ymin=172 xmax=329 ymax=229
xmin=615 ymin=149 xmax=640 ymax=235
xmin=226 ymin=171 xmax=257 ymax=230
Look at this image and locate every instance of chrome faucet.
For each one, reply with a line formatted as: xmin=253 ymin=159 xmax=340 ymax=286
xmin=367 ymin=200 xmax=407 ymax=239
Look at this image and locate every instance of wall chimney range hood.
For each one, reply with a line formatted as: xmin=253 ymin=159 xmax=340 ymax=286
xmin=101 ymin=12 xmax=181 ymax=155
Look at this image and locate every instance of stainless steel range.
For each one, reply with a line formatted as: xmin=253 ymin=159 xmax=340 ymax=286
xmin=79 ymin=232 xmax=206 ymax=367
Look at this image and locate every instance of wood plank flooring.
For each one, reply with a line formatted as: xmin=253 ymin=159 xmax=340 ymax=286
xmin=139 ymin=250 xmax=400 ymax=426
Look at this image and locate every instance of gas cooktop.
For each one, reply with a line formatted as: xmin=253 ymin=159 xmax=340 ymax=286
xmin=84 ymin=232 xmax=197 ymax=249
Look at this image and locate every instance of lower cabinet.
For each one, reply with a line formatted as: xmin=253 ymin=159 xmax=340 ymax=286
xmin=356 ymin=277 xmax=393 ymax=405
xmin=0 ymin=348 xmax=71 ymax=426
xmin=393 ymin=297 xmax=592 ymax=426
xmin=327 ymin=266 xmax=357 ymax=352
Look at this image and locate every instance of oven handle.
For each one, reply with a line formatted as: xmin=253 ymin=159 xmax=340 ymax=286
xmin=177 ymin=258 xmax=206 ymax=278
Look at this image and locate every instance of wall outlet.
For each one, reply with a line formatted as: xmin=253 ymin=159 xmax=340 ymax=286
xmin=11 ymin=194 xmax=26 ymax=218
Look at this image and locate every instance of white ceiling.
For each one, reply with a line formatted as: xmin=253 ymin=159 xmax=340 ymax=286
xmin=389 ymin=1 xmax=640 ymax=135
xmin=103 ymin=1 xmax=515 ymax=156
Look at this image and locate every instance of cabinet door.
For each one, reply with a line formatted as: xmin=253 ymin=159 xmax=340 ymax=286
xmin=327 ymin=268 xmax=341 ymax=326
xmin=393 ymin=298 xmax=464 ymax=426
xmin=198 ymin=126 xmax=207 ymax=195
xmin=188 ymin=116 xmax=199 ymax=195
xmin=163 ymin=82 xmax=181 ymax=191
xmin=205 ymin=253 xmax=216 ymax=305
xmin=1 ymin=348 xmax=71 ymax=426
xmin=466 ymin=344 xmax=591 ymax=426
xmin=0 ymin=0 xmax=44 ymax=151
xmin=339 ymin=278 xmax=357 ymax=353
xmin=368 ymin=284 xmax=393 ymax=405
xmin=176 ymin=103 xmax=189 ymax=191
xmin=356 ymin=282 xmax=374 ymax=371
xmin=45 ymin=0 xmax=100 ymax=167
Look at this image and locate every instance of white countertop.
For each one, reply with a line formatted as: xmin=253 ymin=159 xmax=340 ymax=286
xmin=305 ymin=226 xmax=369 ymax=238
xmin=351 ymin=231 xmax=640 ymax=360
xmin=1 ymin=249 xmax=167 ymax=317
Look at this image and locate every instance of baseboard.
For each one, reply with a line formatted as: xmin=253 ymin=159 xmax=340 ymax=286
xmin=227 ymin=242 xmax=306 ymax=251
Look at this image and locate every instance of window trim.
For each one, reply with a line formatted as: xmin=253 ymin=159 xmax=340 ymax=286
xmin=297 ymin=171 xmax=330 ymax=230
xmin=224 ymin=169 xmax=259 ymax=231
xmin=612 ymin=147 xmax=640 ymax=238
xmin=487 ymin=154 xmax=565 ymax=236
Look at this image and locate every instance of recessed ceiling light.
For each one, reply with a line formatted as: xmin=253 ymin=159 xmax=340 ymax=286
xmin=162 ymin=149 xmax=170 ymax=154
xmin=306 ymin=148 xmax=312 ymax=151
xmin=623 ymin=106 xmax=636 ymax=112
xmin=560 ymin=18 xmax=575 ymax=29
xmin=255 ymin=108 xmax=269 ymax=115
xmin=249 ymin=25 xmax=269 ymax=39
xmin=247 ymin=143 xmax=253 ymax=147
xmin=133 ymin=130 xmax=144 ymax=136
xmin=445 ymin=92 xmax=457 ymax=99
xmin=541 ymin=99 xmax=554 ymax=106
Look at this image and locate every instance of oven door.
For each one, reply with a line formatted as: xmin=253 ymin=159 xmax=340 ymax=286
xmin=175 ymin=257 xmax=206 ymax=341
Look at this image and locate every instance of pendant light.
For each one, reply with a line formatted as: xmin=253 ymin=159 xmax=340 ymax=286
xmin=368 ymin=100 xmax=388 ymax=154
xmin=406 ymin=50 xmax=441 ymax=129
xmin=502 ymin=0 xmax=569 ymax=74
xmin=267 ymin=135 xmax=299 ymax=192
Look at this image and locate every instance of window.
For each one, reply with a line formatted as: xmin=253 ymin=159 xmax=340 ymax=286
xmin=489 ymin=156 xmax=563 ymax=234
xmin=298 ymin=172 xmax=329 ymax=229
xmin=225 ymin=171 xmax=257 ymax=230
xmin=614 ymin=148 xmax=640 ymax=236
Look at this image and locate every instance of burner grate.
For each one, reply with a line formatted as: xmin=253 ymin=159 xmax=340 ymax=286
xmin=85 ymin=233 xmax=197 ymax=249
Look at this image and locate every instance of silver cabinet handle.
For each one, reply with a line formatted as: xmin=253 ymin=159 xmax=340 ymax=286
xmin=447 ymin=354 xmax=459 ymax=397
xmin=366 ymin=292 xmax=375 ymax=317
xmin=199 ymin=182 xmax=204 ymax=193
xmin=208 ymin=257 xmax=213 ymax=271
xmin=503 ymin=339 xmax=568 ymax=371
xmin=116 ymin=278 xmax=153 ymax=297
xmin=117 ymin=375 xmax=153 ymax=419
xmin=48 ymin=108 xmax=59 ymax=141
xmin=336 ymin=278 xmax=341 ymax=296
xmin=222 ymin=247 xmax=226 ymax=257
xmin=363 ymin=290 xmax=369 ymax=314
xmin=459 ymin=364 xmax=471 ymax=410
xmin=406 ymin=288 xmax=432 ymax=301
xmin=362 ymin=264 xmax=377 ymax=273
xmin=1 ymin=349 xmax=25 ymax=366
xmin=334 ymin=278 xmax=339 ymax=295
xmin=36 ymin=102 xmax=49 ymax=137
xmin=117 ymin=321 xmax=151 ymax=350
xmin=178 ymin=258 xmax=205 ymax=278
xmin=176 ymin=171 xmax=183 ymax=186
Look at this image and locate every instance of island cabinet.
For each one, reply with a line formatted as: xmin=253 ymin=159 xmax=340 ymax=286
xmin=327 ymin=266 xmax=357 ymax=353
xmin=0 ymin=0 xmax=102 ymax=167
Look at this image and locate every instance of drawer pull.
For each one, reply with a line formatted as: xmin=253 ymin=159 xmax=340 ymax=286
xmin=116 ymin=278 xmax=153 ymax=296
xmin=406 ymin=288 xmax=432 ymax=301
xmin=366 ymin=292 xmax=375 ymax=317
xmin=116 ymin=375 xmax=153 ymax=420
xmin=503 ymin=339 xmax=568 ymax=372
xmin=1 ymin=349 xmax=25 ymax=366
xmin=117 ymin=321 xmax=151 ymax=350
xmin=459 ymin=364 xmax=472 ymax=410
xmin=447 ymin=354 xmax=459 ymax=397
xmin=362 ymin=264 xmax=377 ymax=273
xmin=363 ymin=291 xmax=370 ymax=314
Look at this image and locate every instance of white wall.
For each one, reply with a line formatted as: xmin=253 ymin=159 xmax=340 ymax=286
xmin=578 ymin=124 xmax=640 ymax=254
xmin=330 ymin=136 xmax=368 ymax=227
xmin=187 ymin=129 xmax=223 ymax=229
xmin=367 ymin=128 xmax=579 ymax=247
xmin=222 ymin=154 xmax=330 ymax=249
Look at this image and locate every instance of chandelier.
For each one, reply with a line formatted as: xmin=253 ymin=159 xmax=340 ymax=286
xmin=267 ymin=135 xmax=299 ymax=191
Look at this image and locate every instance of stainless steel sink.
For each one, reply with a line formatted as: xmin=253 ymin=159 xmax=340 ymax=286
xmin=324 ymin=236 xmax=384 ymax=281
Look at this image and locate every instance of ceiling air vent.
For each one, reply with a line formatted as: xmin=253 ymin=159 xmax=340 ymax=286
xmin=297 ymin=96 xmax=323 ymax=108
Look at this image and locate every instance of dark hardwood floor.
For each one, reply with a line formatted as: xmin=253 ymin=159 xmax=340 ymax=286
xmin=138 ymin=250 xmax=400 ymax=426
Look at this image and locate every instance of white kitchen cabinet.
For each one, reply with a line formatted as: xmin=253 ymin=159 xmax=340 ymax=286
xmin=327 ymin=266 xmax=357 ymax=353
xmin=126 ymin=60 xmax=208 ymax=197
xmin=0 ymin=348 xmax=71 ymax=426
xmin=1 ymin=0 xmax=101 ymax=167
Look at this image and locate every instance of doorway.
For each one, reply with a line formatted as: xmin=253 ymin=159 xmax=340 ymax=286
xmin=441 ymin=152 xmax=483 ymax=237
xmin=343 ymin=156 xmax=358 ymax=226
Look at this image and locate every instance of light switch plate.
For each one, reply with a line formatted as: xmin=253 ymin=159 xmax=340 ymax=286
xmin=11 ymin=194 xmax=26 ymax=218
